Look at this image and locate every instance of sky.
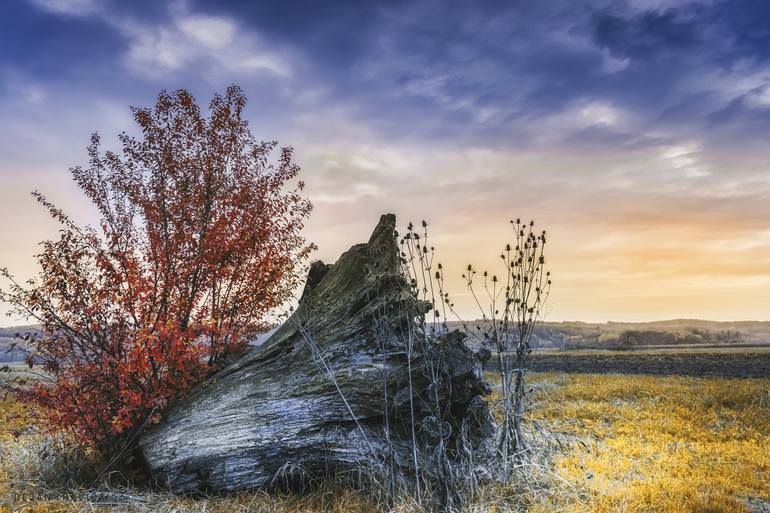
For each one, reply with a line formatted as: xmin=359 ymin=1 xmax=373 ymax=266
xmin=1 ymin=0 xmax=770 ymax=324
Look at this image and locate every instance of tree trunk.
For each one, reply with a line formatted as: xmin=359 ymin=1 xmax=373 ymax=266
xmin=139 ymin=214 xmax=494 ymax=492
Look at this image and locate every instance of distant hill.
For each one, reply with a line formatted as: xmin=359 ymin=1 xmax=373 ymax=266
xmin=448 ymin=319 xmax=770 ymax=351
xmin=0 ymin=324 xmax=275 ymax=364
xmin=2 ymin=320 xmax=769 ymax=363
xmin=0 ymin=325 xmax=40 ymax=363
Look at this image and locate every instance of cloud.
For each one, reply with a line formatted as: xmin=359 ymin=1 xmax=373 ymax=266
xmin=659 ymin=142 xmax=710 ymax=178
xmin=600 ymin=47 xmax=631 ymax=73
xmin=27 ymin=0 xmax=100 ymax=16
xmin=15 ymin=0 xmax=770 ymax=150
xmin=121 ymin=10 xmax=290 ymax=79
xmin=592 ymin=8 xmax=701 ymax=60
xmin=0 ymin=70 xmax=47 ymax=106
xmin=24 ymin=0 xmax=290 ymax=81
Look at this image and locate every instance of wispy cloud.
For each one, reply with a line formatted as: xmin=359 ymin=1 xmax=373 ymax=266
xmin=120 ymin=8 xmax=291 ymax=79
xmin=27 ymin=0 xmax=100 ymax=17
xmin=24 ymin=0 xmax=291 ymax=81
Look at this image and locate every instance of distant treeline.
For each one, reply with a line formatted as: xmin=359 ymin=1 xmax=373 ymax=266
xmin=450 ymin=319 xmax=770 ymax=351
xmin=551 ymin=328 xmax=745 ymax=350
xmin=1 ymin=320 xmax=769 ymax=362
xmin=0 ymin=325 xmax=40 ymax=363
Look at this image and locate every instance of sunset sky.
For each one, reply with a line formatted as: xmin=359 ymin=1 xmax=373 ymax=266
xmin=1 ymin=0 xmax=770 ymax=324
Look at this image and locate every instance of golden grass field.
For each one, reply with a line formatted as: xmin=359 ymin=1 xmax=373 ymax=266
xmin=2 ymin=370 xmax=769 ymax=512
xmin=524 ymin=373 xmax=770 ymax=513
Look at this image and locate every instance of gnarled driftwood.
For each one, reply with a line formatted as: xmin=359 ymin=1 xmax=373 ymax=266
xmin=139 ymin=214 xmax=493 ymax=492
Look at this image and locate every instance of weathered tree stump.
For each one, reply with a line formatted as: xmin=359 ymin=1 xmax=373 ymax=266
xmin=139 ymin=214 xmax=494 ymax=492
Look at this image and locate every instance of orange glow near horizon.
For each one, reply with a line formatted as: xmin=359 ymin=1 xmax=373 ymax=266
xmin=2 ymin=123 xmax=770 ymax=328
xmin=3 ymin=139 xmax=770 ymax=326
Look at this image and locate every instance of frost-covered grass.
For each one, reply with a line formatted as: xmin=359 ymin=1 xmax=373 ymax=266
xmin=522 ymin=372 xmax=770 ymax=513
xmin=3 ymin=372 xmax=769 ymax=512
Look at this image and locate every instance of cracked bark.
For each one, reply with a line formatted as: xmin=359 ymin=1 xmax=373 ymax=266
xmin=139 ymin=214 xmax=494 ymax=492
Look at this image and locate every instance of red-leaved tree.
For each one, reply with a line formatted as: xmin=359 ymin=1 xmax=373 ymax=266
xmin=0 ymin=86 xmax=314 ymax=453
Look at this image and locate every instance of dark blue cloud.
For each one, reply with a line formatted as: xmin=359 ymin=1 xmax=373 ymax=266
xmin=2 ymin=0 xmax=770 ymax=149
xmin=593 ymin=8 xmax=701 ymax=60
xmin=0 ymin=0 xmax=127 ymax=81
xmin=193 ymin=0 xmax=400 ymax=66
